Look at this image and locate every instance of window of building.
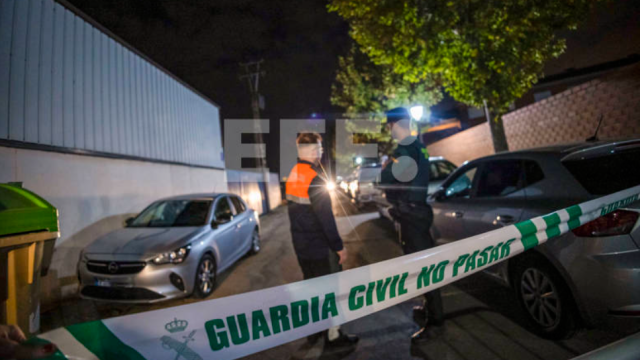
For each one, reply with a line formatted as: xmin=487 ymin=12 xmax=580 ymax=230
xmin=467 ymin=107 xmax=484 ymax=119
xmin=534 ymin=90 xmax=552 ymax=102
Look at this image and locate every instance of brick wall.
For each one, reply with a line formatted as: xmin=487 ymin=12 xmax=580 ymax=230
xmin=429 ymin=63 xmax=640 ymax=165
xmin=428 ymin=121 xmax=494 ymax=166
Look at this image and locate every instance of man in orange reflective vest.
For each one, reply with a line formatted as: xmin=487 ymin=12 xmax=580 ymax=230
xmin=285 ymin=132 xmax=358 ymax=347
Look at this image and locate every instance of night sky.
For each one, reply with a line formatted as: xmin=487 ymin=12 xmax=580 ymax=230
xmin=66 ymin=0 xmax=639 ymax=172
xmin=66 ymin=0 xmax=351 ymax=120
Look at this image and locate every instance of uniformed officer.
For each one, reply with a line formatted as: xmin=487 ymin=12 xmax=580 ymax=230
xmin=379 ymin=107 xmax=444 ymax=343
xmin=285 ymin=132 xmax=359 ymax=347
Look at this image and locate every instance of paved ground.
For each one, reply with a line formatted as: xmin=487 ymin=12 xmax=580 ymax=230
xmin=42 ymin=192 xmax=639 ymax=359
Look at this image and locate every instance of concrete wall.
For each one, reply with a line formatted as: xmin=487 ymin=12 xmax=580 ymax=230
xmin=267 ymin=172 xmax=284 ymax=211
xmin=0 ymin=146 xmax=227 ymax=305
xmin=226 ymin=170 xmax=283 ymax=215
xmin=429 ymin=63 xmax=640 ymax=165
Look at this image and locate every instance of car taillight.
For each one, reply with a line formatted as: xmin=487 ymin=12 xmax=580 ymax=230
xmin=572 ymin=210 xmax=639 ymax=237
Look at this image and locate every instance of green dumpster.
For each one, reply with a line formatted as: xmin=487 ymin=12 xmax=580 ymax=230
xmin=0 ymin=183 xmax=59 ymax=337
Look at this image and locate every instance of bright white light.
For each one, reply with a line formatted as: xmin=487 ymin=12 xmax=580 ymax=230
xmin=250 ymin=192 xmax=262 ymax=203
xmin=410 ymin=105 xmax=424 ymax=121
xmin=326 ymin=181 xmax=336 ymax=191
xmin=340 ymin=181 xmax=349 ymax=192
xmin=355 ymin=157 xmax=363 ymax=165
xmin=349 ymin=181 xmax=358 ymax=192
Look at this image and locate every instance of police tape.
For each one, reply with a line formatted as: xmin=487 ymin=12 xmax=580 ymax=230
xmin=37 ymin=185 xmax=640 ymax=360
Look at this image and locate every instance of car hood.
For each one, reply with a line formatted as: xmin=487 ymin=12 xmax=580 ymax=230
xmin=84 ymin=227 xmax=205 ymax=258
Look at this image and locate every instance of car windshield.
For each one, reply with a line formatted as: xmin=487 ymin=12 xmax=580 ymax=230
xmin=563 ymin=147 xmax=640 ymax=195
xmin=431 ymin=161 xmax=458 ymax=181
xmin=129 ymin=200 xmax=212 ymax=227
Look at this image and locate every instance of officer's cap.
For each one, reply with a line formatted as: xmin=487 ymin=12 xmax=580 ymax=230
xmin=385 ymin=107 xmax=411 ymax=124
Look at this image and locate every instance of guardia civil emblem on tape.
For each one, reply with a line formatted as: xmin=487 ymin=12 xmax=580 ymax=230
xmin=37 ymin=185 xmax=640 ymax=360
xmin=161 ymin=318 xmax=202 ymax=360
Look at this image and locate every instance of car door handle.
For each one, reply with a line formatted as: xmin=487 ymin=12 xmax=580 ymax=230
xmin=494 ymin=215 xmax=514 ymax=225
xmin=452 ymin=211 xmax=464 ymax=218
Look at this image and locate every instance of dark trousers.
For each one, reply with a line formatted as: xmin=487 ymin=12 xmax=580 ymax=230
xmin=296 ymin=251 xmax=342 ymax=340
xmin=399 ymin=205 xmax=444 ymax=326
xmin=297 ymin=251 xmax=341 ymax=280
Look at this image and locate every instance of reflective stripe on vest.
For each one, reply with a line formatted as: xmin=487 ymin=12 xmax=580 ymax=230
xmin=285 ymin=163 xmax=317 ymax=205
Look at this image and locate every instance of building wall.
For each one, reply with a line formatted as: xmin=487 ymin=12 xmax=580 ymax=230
xmin=428 ymin=122 xmax=494 ymax=166
xmin=505 ymin=64 xmax=640 ymax=151
xmin=429 ymin=63 xmax=640 ymax=165
xmin=226 ymin=170 xmax=283 ymax=215
xmin=0 ymin=146 xmax=228 ymax=305
xmin=0 ymin=0 xmax=224 ymax=168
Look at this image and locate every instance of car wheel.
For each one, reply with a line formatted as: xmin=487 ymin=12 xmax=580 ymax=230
xmin=194 ymin=254 xmax=217 ymax=299
xmin=250 ymin=229 xmax=261 ymax=255
xmin=512 ymin=255 xmax=578 ymax=339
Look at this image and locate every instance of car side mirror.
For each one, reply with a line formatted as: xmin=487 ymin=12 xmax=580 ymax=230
xmin=432 ymin=189 xmax=446 ymax=202
xmin=214 ymin=214 xmax=232 ymax=226
xmin=210 ymin=219 xmax=218 ymax=229
xmin=125 ymin=217 xmax=134 ymax=227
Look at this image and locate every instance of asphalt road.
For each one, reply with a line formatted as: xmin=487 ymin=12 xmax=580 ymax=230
xmin=42 ymin=191 xmax=639 ymax=359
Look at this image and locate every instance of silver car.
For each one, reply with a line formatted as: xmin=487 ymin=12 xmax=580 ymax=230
xmin=429 ymin=139 xmax=640 ymax=339
xmin=78 ymin=193 xmax=261 ymax=303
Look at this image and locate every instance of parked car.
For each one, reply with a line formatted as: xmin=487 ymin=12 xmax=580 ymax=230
xmin=77 ymin=193 xmax=260 ymax=303
xmin=428 ymin=139 xmax=640 ymax=339
xmin=352 ymin=163 xmax=384 ymax=205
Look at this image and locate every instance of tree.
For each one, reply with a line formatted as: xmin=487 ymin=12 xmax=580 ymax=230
xmin=331 ymin=45 xmax=442 ymax=175
xmin=328 ymin=0 xmax=597 ymax=152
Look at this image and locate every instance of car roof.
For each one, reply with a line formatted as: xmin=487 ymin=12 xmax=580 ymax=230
xmin=467 ymin=138 xmax=640 ymax=163
xmin=157 ymin=193 xmax=223 ymax=201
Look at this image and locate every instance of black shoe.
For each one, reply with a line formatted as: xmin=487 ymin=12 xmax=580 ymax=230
xmin=325 ymin=330 xmax=359 ymax=348
xmin=412 ymin=306 xmax=426 ymax=326
xmin=411 ymin=325 xmax=444 ymax=344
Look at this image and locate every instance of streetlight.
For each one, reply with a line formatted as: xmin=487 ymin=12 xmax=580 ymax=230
xmin=410 ymin=105 xmax=424 ymax=121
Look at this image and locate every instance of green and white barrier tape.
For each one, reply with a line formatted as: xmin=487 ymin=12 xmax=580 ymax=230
xmin=37 ymin=185 xmax=640 ymax=360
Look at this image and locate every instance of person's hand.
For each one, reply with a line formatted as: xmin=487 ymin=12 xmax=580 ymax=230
xmin=337 ymin=248 xmax=348 ymax=265
xmin=0 ymin=324 xmax=57 ymax=359
xmin=381 ymin=156 xmax=394 ymax=170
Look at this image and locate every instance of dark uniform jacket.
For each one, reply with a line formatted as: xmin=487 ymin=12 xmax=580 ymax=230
xmin=380 ymin=137 xmax=431 ymax=207
xmin=286 ymin=160 xmax=344 ymax=260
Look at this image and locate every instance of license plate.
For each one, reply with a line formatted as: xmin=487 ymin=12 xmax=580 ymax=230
xmin=94 ymin=278 xmax=111 ymax=287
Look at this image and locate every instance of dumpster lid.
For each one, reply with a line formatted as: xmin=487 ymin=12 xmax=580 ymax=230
xmin=0 ymin=184 xmax=59 ymax=238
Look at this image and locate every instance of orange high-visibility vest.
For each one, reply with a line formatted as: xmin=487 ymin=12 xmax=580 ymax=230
xmin=285 ymin=163 xmax=318 ymax=205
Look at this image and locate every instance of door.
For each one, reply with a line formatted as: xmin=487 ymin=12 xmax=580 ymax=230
xmin=213 ymin=196 xmax=238 ymax=269
xmin=229 ymin=195 xmax=253 ymax=251
xmin=429 ymin=165 xmax=480 ymax=242
xmin=460 ymin=160 xmax=527 ymax=237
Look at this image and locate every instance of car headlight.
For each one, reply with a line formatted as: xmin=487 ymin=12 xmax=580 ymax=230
xmin=153 ymin=245 xmax=191 ymax=265
xmin=349 ymin=181 xmax=358 ymax=191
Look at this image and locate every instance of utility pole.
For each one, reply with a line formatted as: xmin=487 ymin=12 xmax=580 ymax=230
xmin=239 ymin=60 xmax=265 ymax=121
xmin=239 ymin=60 xmax=270 ymax=211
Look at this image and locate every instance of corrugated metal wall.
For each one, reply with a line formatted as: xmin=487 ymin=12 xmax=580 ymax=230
xmin=0 ymin=0 xmax=224 ymax=168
